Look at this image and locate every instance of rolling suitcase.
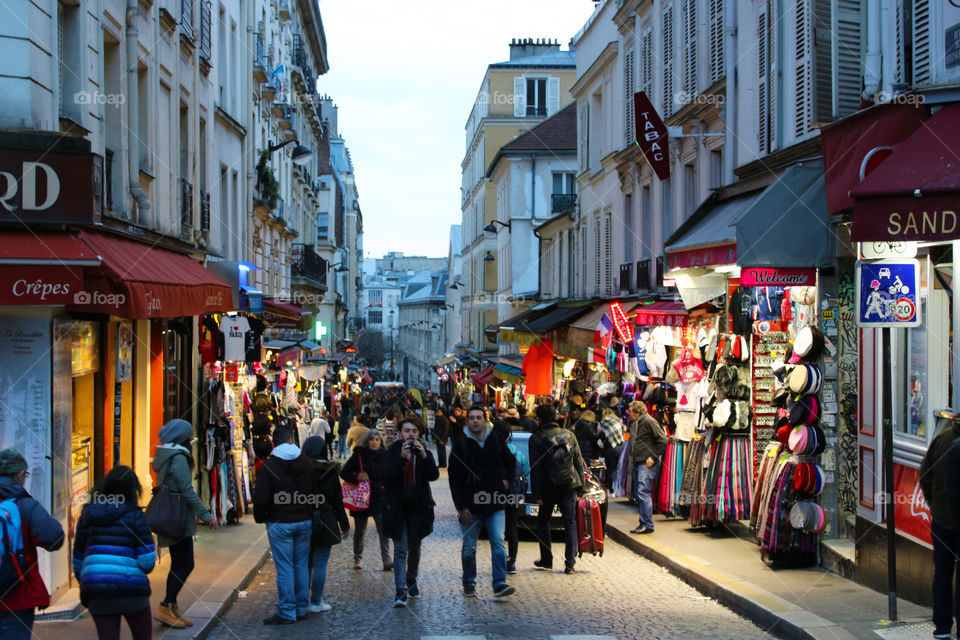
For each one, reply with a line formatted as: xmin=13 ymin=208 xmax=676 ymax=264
xmin=576 ymin=497 xmax=604 ymax=557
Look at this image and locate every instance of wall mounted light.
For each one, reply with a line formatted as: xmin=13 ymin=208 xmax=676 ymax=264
xmin=483 ymin=251 xmax=495 ymax=262
xmin=483 ymin=220 xmax=512 ymax=233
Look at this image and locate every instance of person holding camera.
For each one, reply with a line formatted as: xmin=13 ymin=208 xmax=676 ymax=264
xmin=448 ymin=406 xmax=517 ymax=598
xmin=381 ymin=414 xmax=439 ymax=607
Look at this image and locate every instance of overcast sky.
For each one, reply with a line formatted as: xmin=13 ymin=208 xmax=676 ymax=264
xmin=317 ymin=0 xmax=597 ymax=260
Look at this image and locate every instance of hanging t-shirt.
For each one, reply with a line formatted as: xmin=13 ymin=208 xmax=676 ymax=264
xmin=220 ymin=316 xmax=251 ymax=361
xmin=522 ymin=339 xmax=554 ymax=396
xmin=244 ymin=317 xmax=266 ymax=362
xmin=199 ymin=315 xmax=222 ymax=363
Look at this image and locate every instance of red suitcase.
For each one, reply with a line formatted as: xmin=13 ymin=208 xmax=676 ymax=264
xmin=576 ymin=497 xmax=604 ymax=557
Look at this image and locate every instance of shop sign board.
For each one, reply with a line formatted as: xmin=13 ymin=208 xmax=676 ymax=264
xmin=0 ymin=150 xmax=101 ymax=224
xmin=0 ymin=266 xmax=85 ymax=305
xmin=855 ymin=259 xmax=921 ymax=327
xmin=633 ymin=92 xmax=670 ymax=181
xmin=859 ymin=241 xmax=918 ymax=260
xmin=893 ymin=462 xmax=932 ymax=547
xmin=740 ymin=267 xmax=817 ymax=287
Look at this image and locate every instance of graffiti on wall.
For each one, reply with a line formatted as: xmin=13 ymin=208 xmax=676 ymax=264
xmin=837 ymin=264 xmax=859 ymax=517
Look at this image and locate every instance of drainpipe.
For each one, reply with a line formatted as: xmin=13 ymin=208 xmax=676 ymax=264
xmin=530 ymin=152 xmax=536 ymax=298
xmin=246 ymin=0 xmax=256 ymax=262
xmin=722 ymin=0 xmax=737 ymax=185
xmin=126 ymin=0 xmax=150 ymax=226
xmin=862 ymin=0 xmax=881 ymax=101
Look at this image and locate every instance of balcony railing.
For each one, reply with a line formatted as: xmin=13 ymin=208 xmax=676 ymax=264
xmin=526 ymin=105 xmax=547 ymax=117
xmin=200 ymin=190 xmax=210 ymax=231
xmin=292 ymin=34 xmax=305 ymax=69
xmin=279 ymin=0 xmax=291 ymax=20
xmin=199 ymin=0 xmax=212 ymax=60
xmin=104 ymin=149 xmax=114 ymax=212
xmin=619 ymin=263 xmax=633 ymax=293
xmin=253 ymin=34 xmax=267 ymax=82
xmin=551 ymin=193 xmax=577 ymax=214
xmin=291 ymin=243 xmax=328 ymax=291
xmin=180 ymin=178 xmax=193 ymax=227
xmin=180 ymin=0 xmax=194 ymax=41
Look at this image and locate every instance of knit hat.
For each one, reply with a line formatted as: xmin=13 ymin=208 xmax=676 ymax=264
xmin=158 ymin=419 xmax=193 ymax=446
xmin=0 ymin=448 xmax=27 ymax=475
xmin=302 ymin=435 xmax=326 ymax=459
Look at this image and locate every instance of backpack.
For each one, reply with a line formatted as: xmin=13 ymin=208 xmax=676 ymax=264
xmin=544 ymin=430 xmax=578 ymax=488
xmin=0 ymin=498 xmax=27 ymax=597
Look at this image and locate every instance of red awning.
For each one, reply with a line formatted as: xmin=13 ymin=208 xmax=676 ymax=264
xmin=0 ymin=231 xmax=99 ymax=305
xmin=634 ymin=301 xmax=688 ymax=327
xmin=820 ymin=102 xmax=928 ymax=216
xmin=850 ymin=104 xmax=960 ymax=242
xmin=72 ymin=231 xmax=233 ymax=318
xmin=470 ymin=365 xmax=496 ymax=387
xmin=261 ymin=298 xmax=308 ymax=329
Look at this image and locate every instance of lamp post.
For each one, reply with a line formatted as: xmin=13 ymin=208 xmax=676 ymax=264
xmin=389 ymin=309 xmax=395 ymax=379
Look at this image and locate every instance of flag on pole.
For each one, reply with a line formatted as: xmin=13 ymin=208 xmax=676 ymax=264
xmin=594 ymin=312 xmax=614 ymax=345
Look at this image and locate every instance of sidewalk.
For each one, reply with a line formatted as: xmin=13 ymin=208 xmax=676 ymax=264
xmin=605 ymin=498 xmax=934 ymax=640
xmin=34 ymin=516 xmax=270 ymax=640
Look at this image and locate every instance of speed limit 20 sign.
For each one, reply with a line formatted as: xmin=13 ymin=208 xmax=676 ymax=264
xmin=855 ymin=259 xmax=922 ymax=328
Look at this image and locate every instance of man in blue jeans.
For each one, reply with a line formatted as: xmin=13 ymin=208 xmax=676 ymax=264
xmin=254 ymin=427 xmax=315 ymax=625
xmin=627 ymin=401 xmax=667 ymax=534
xmin=448 ymin=405 xmax=517 ymax=598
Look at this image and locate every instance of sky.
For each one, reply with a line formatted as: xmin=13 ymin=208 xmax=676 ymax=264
xmin=317 ymin=0 xmax=597 ymax=260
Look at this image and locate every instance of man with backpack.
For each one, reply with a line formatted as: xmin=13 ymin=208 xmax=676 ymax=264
xmin=0 ymin=448 xmax=64 ymax=639
xmin=448 ymin=405 xmax=517 ymax=598
xmin=528 ymin=404 xmax=584 ymax=575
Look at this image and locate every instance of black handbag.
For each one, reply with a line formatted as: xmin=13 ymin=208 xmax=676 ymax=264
xmin=145 ymin=454 xmax=191 ymax=540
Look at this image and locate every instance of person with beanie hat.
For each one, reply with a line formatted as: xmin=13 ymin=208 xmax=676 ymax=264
xmin=0 ymin=449 xmax=64 ymax=640
xmin=152 ymin=420 xmax=217 ymax=629
xmin=301 ymin=436 xmax=349 ymax=614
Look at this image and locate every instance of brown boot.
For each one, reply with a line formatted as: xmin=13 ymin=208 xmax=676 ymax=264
xmin=155 ymin=604 xmax=186 ymax=628
xmin=170 ymin=603 xmax=194 ymax=627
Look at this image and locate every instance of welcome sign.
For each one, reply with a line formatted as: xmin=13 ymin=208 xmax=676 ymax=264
xmin=740 ymin=267 xmax=817 ymax=287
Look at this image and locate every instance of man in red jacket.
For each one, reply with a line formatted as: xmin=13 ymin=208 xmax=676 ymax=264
xmin=0 ymin=449 xmax=65 ymax=640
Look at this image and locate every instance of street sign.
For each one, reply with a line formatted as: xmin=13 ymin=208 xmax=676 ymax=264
xmin=860 ymin=241 xmax=918 ymax=259
xmin=855 ymin=259 xmax=921 ymax=327
xmin=633 ymin=92 xmax=670 ymax=180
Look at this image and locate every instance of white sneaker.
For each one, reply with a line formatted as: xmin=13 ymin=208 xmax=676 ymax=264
xmin=308 ymin=601 xmax=332 ymax=613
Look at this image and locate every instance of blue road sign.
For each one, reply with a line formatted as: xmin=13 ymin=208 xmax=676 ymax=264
xmin=855 ymin=259 xmax=921 ymax=328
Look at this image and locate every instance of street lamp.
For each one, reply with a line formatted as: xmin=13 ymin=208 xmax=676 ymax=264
xmin=484 ymin=251 xmax=496 ymax=262
xmin=268 ymin=138 xmax=313 ymax=165
xmin=483 ymin=220 xmax=511 ymax=233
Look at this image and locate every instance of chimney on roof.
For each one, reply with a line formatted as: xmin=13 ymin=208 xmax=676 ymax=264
xmin=508 ymin=36 xmax=562 ymax=60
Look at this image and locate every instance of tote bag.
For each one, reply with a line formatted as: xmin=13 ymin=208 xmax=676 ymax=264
xmin=341 ymin=455 xmax=371 ymax=512
xmin=145 ymin=454 xmax=192 ymax=540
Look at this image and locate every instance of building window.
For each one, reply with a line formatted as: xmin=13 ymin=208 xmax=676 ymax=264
xmin=526 ymin=78 xmax=547 ymax=116
xmin=369 ymin=289 xmax=382 ymax=306
xmin=368 ymin=309 xmax=382 ymax=325
xmin=552 ymin=172 xmax=576 ymax=195
xmin=684 ymin=163 xmax=697 ymax=218
xmin=710 ymin=149 xmax=723 ymax=189
xmin=318 ymin=212 xmax=329 ymax=239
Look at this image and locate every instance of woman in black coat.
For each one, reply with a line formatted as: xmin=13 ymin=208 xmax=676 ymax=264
xmin=432 ymin=409 xmax=450 ymax=468
xmin=302 ymin=437 xmax=349 ymax=613
xmin=574 ymin=410 xmax=602 ymax=461
xmin=340 ymin=429 xmax=391 ymax=570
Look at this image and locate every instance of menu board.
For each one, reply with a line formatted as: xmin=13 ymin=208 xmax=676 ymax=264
xmin=752 ymin=331 xmax=791 ymax=476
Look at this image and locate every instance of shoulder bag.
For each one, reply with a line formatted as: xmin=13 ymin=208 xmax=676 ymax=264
xmin=341 ymin=455 xmax=371 ymax=512
xmin=145 ymin=454 xmax=192 ymax=540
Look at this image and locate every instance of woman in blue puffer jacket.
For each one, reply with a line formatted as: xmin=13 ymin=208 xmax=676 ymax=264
xmin=73 ymin=466 xmax=156 ymax=640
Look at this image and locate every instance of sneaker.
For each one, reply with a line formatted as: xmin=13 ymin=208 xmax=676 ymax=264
xmin=493 ymin=584 xmax=516 ymax=597
xmin=564 ymin=567 xmax=576 ymax=575
xmin=631 ymin=525 xmax=654 ymax=534
xmin=407 ymin=582 xmax=420 ymax=598
xmin=933 ymin=632 xmax=951 ymax=639
xmin=353 ymin=560 xmax=362 ymax=570
xmin=383 ymin=562 xmax=394 ymax=571
xmin=463 ymin=584 xmax=477 ymax=597
xmin=507 ymin=562 xmax=517 ymax=574
xmin=393 ymin=591 xmax=407 ymax=608
xmin=262 ymin=614 xmax=296 ymax=625
xmin=533 ymin=559 xmax=552 ymax=570
xmin=308 ymin=601 xmax=332 ymax=613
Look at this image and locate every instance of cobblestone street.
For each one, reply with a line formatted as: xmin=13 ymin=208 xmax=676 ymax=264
xmin=206 ymin=470 xmax=775 ymax=640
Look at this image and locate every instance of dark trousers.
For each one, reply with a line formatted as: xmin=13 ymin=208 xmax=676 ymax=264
xmin=505 ymin=505 xmax=520 ymax=563
xmin=92 ymin=607 xmax=153 ymax=640
xmin=932 ymin=520 xmax=960 ymax=633
xmin=163 ymin=536 xmax=195 ymax=606
xmin=436 ymin=440 xmax=447 ymax=468
xmin=536 ymin=487 xmax=578 ymax=570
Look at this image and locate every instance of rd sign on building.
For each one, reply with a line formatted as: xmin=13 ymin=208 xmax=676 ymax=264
xmin=855 ymin=259 xmax=921 ymax=328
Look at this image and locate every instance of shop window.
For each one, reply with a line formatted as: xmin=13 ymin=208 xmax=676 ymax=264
xmin=163 ymin=319 xmax=193 ymax=424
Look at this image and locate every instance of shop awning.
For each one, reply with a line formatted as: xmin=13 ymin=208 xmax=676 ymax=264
xmin=436 ymin=352 xmax=457 ymax=367
xmin=470 ymin=365 xmax=496 ymax=386
xmin=665 ymin=191 xmax=762 ymax=269
xmin=850 ymin=103 xmax=960 ymax=242
xmin=73 ymin=230 xmax=233 ymax=318
xmin=565 ymin=300 xmax=642 ymax=348
xmin=297 ymin=340 xmax=323 ymax=354
xmin=0 ymin=231 xmax=101 ymax=305
xmin=517 ymin=301 xmax=593 ymax=334
xmin=262 ymin=339 xmax=297 ymax=350
xmin=734 ymin=162 xmax=835 ymax=269
xmin=262 ymin=298 xmax=310 ymax=329
xmin=634 ymin=300 xmax=689 ymax=327
xmin=493 ymin=363 xmax=524 ymax=385
xmin=820 ymin=102 xmax=928 ymax=216
xmin=488 ymin=304 xmax=556 ymax=345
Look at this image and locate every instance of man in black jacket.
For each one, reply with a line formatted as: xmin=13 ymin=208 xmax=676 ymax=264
xmin=628 ymin=401 xmax=667 ymax=534
xmin=254 ymin=427 xmax=316 ymax=625
xmin=448 ymin=405 xmax=517 ymax=598
xmin=432 ymin=408 xmax=450 ymax=468
xmin=528 ymin=404 xmax=584 ymax=574
xmin=381 ymin=414 xmax=439 ymax=608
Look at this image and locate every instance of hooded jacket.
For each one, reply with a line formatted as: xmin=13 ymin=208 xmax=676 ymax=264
xmin=0 ymin=475 xmax=64 ymax=611
xmin=921 ymin=420 xmax=960 ymax=529
xmin=253 ymin=444 xmax=315 ymax=524
xmin=72 ymin=502 xmax=155 ymax=612
xmin=152 ymin=446 xmax=211 ymax=546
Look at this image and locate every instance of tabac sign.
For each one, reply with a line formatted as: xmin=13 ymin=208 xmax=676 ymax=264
xmin=633 ymin=92 xmax=670 ymax=181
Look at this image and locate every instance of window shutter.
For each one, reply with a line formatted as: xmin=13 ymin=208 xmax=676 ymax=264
xmin=794 ymin=0 xmax=812 ymax=138
xmin=709 ymin=0 xmax=725 ymax=83
xmin=580 ymin=224 xmax=589 ymax=297
xmin=913 ymin=0 xmax=931 ymax=86
xmin=604 ymin=214 xmax=613 ymax=296
xmin=641 ymin=30 xmax=653 ymax=96
xmin=757 ymin=2 xmax=770 ymax=153
xmin=552 ymin=240 xmax=559 ymax=297
xmin=624 ymin=48 xmax=636 ymax=146
xmin=683 ymin=0 xmax=697 ymax=97
xmin=836 ymin=0 xmax=863 ymax=118
xmin=663 ymin=4 xmax=675 ymax=117
xmin=514 ymin=77 xmax=526 ymax=117
xmin=813 ymin=0 xmax=833 ymax=122
xmin=578 ymin=102 xmax=588 ymax=173
xmin=548 ymin=77 xmax=560 ymax=115
xmin=594 ymin=215 xmax=601 ymax=294
xmin=895 ymin=0 xmax=905 ymax=83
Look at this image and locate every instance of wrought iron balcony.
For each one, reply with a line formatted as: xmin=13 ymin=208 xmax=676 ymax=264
xmin=254 ymin=34 xmax=267 ymax=81
xmin=292 ymin=34 xmax=306 ymax=70
xmin=200 ymin=190 xmax=210 ymax=231
xmin=620 ymin=263 xmax=634 ymax=293
xmin=291 ymin=243 xmax=328 ymax=291
xmin=636 ymin=259 xmax=651 ymax=290
xmin=180 ymin=178 xmax=193 ymax=227
xmin=551 ymin=193 xmax=577 ymax=214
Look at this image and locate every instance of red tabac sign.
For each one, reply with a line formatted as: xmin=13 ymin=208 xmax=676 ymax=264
xmin=633 ymin=92 xmax=670 ymax=181
xmin=740 ymin=267 xmax=817 ymax=287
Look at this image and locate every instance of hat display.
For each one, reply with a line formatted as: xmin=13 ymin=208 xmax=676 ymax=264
xmin=788 ymin=395 xmax=819 ymax=426
xmin=790 ymin=326 xmax=826 ymax=364
xmin=788 ymin=364 xmax=822 ymax=395
xmin=788 ymin=425 xmax=808 ymax=454
xmin=777 ymin=422 xmax=792 ymax=445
